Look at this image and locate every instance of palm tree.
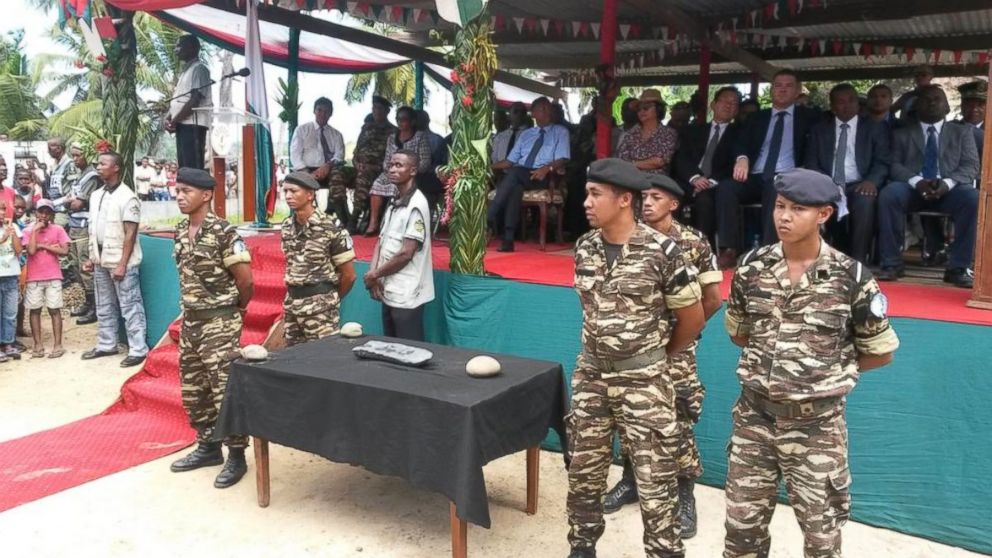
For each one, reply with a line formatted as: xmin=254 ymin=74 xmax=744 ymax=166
xmin=0 ymin=30 xmax=47 ymax=139
xmin=345 ymin=62 xmax=422 ymax=107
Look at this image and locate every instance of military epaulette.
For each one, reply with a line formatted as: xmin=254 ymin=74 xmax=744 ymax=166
xmin=740 ymin=244 xmax=776 ymax=267
xmin=840 ymin=255 xmax=873 ymax=284
xmin=659 ymin=236 xmax=678 ymax=257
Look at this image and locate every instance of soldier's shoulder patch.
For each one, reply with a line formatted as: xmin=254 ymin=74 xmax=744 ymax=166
xmin=414 ymin=218 xmax=425 ymax=234
xmin=344 ymin=232 xmax=354 ymax=251
xmin=232 ymin=239 xmax=248 ymax=255
xmin=869 ymin=293 xmax=888 ymax=319
xmin=659 ymin=236 xmax=678 ymax=256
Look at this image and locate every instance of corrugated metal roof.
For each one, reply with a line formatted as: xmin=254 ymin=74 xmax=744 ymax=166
xmin=751 ymin=9 xmax=992 ymax=40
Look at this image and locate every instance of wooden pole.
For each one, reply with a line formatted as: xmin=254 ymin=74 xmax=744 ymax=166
xmin=450 ymin=502 xmax=468 ymax=558
xmin=697 ymin=43 xmax=712 ymax=123
xmin=596 ymin=0 xmax=620 ymax=159
xmin=414 ymin=61 xmax=425 ymax=110
xmin=966 ymin=64 xmax=992 ymax=309
xmin=242 ymin=125 xmax=257 ymax=224
xmin=212 ymin=156 xmax=226 ymax=218
xmin=750 ymin=73 xmax=760 ymax=100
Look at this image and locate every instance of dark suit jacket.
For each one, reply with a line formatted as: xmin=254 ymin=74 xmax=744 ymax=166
xmin=733 ymin=104 xmax=821 ymax=170
xmin=804 ymin=116 xmax=891 ymax=187
xmin=889 ymin=119 xmax=980 ymax=186
xmin=673 ymin=121 xmax=740 ymax=183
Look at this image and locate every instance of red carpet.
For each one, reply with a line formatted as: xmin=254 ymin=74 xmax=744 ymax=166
xmin=0 ymin=236 xmax=285 ymax=512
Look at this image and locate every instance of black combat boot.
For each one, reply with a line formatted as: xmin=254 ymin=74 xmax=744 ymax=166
xmin=214 ymin=447 xmax=248 ymax=489
xmin=170 ymin=441 xmax=223 ymax=472
xmin=330 ymin=200 xmax=350 ymax=228
xmin=678 ymin=477 xmax=698 ymax=539
xmin=75 ymin=294 xmax=97 ymax=325
xmin=566 ymin=547 xmax=596 ymax=558
xmin=71 ymin=293 xmax=92 ymax=317
xmin=603 ymin=457 xmax=638 ymax=514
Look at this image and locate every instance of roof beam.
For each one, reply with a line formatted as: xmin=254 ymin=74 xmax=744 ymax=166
xmin=728 ymin=0 xmax=992 ymax=31
xmin=613 ymin=63 xmax=990 ymax=87
xmin=201 ymin=0 xmax=564 ymax=98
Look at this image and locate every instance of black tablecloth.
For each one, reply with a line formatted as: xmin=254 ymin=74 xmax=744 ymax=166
xmin=215 ymin=335 xmax=567 ymax=528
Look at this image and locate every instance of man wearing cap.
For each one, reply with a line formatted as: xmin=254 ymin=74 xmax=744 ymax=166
xmin=168 ymin=168 xmax=255 ymax=488
xmin=280 ymin=170 xmax=356 ymax=346
xmin=566 ymin=158 xmax=704 ymax=558
xmin=955 ymin=80 xmax=986 ymax=179
xmin=723 ymin=168 xmax=900 ymax=558
xmin=893 ymin=64 xmax=934 ymax=121
xmin=348 ymin=96 xmax=397 ymax=234
xmin=602 ymin=173 xmax=723 ymax=539
xmin=290 ymin=97 xmax=348 ymax=225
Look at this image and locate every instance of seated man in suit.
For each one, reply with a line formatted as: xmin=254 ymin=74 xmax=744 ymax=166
xmin=865 ymin=83 xmax=898 ymax=130
xmin=955 ymin=80 xmax=986 ymax=179
xmin=489 ymin=96 xmax=570 ymax=252
xmin=805 ymin=83 xmax=891 ymax=263
xmin=673 ymin=86 xmax=741 ymax=248
xmin=877 ymin=85 xmax=979 ymax=288
xmin=715 ymin=69 xmax=820 ymax=268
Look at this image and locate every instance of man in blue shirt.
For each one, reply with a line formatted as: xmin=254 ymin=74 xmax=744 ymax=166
xmin=489 ymin=96 xmax=571 ymax=252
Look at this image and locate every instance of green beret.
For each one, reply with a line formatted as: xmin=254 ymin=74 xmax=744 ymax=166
xmin=176 ymin=167 xmax=215 ymax=190
xmin=774 ymin=169 xmax=840 ymax=206
xmin=284 ymin=171 xmax=321 ymax=191
xmin=587 ymin=158 xmax=650 ymax=192
xmin=958 ymin=80 xmax=987 ymax=101
xmin=645 ymin=173 xmax=685 ymax=198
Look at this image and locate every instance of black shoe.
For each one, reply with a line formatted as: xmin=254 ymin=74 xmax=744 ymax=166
xmin=497 ymin=239 xmax=514 ymax=253
xmin=170 ymin=442 xmax=224 ymax=472
xmin=567 ymin=548 xmax=596 ymax=558
xmin=678 ymin=478 xmax=698 ymax=539
xmin=70 ymin=305 xmax=90 ymax=318
xmin=603 ymin=476 xmax=638 ymax=514
xmin=120 ymin=355 xmax=146 ymax=368
xmin=76 ymin=309 xmax=97 ymax=325
xmin=214 ymin=447 xmax=248 ymax=489
xmin=876 ymin=266 xmax=905 ymax=282
xmin=943 ymin=268 xmax=974 ymax=289
xmin=81 ymin=348 xmax=119 ymax=360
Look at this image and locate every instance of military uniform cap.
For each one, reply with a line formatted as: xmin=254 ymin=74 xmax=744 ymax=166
xmin=774 ymin=168 xmax=840 ymax=205
xmin=587 ymin=158 xmax=651 ymax=192
xmin=645 ymin=173 xmax=685 ymax=198
xmin=284 ymin=171 xmax=321 ymax=191
xmin=958 ymin=80 xmax=988 ymax=101
xmin=176 ymin=167 xmax=216 ymax=190
xmin=372 ymin=95 xmax=392 ymax=108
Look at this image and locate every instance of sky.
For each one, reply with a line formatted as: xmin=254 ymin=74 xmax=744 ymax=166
xmin=2 ymin=0 xmax=455 ymax=157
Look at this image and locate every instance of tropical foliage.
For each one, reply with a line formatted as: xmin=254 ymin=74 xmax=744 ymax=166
xmin=343 ymin=24 xmax=427 ymax=108
xmin=0 ymin=30 xmax=47 ymax=139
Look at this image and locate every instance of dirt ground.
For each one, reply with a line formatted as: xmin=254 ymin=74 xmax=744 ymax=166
xmin=0 ymin=323 xmax=984 ymax=558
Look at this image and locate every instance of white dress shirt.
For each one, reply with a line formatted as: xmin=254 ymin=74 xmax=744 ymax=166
xmin=290 ymin=121 xmax=345 ymax=170
xmin=908 ymin=120 xmax=956 ymax=190
xmin=834 ymin=115 xmax=861 ymax=183
xmin=169 ymin=60 xmax=212 ymax=127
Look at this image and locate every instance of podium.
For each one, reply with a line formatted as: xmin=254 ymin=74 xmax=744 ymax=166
xmin=194 ymin=107 xmax=270 ymax=223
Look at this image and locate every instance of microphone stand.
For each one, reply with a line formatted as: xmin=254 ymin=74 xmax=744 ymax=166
xmin=140 ymin=70 xmax=247 ymax=115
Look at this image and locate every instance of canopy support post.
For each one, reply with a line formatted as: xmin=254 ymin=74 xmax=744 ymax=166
xmin=596 ymin=0 xmax=619 ymax=159
xmin=697 ymin=43 xmax=711 ymax=123
xmin=750 ymin=73 xmax=760 ymax=99
xmin=414 ymin=61 xmax=425 ymax=110
xmin=287 ymin=27 xmax=300 ymax=146
xmin=967 ymin=62 xmax=992 ymax=309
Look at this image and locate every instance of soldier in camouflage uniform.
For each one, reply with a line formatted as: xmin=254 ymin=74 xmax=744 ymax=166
xmin=281 ymin=171 xmax=357 ymax=346
xmin=604 ymin=173 xmax=724 ymax=539
xmin=350 ymin=96 xmax=396 ymax=233
xmin=567 ymin=159 xmax=706 ymax=558
xmin=65 ymin=145 xmax=102 ymax=324
xmin=168 ymin=168 xmax=256 ymax=489
xmin=723 ymin=169 xmax=900 ymax=558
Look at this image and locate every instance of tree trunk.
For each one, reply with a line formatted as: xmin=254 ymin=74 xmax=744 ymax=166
xmin=103 ymin=9 xmax=139 ymax=187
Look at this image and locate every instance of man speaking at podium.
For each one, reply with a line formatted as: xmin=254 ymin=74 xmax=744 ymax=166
xmin=165 ymin=35 xmax=213 ymax=170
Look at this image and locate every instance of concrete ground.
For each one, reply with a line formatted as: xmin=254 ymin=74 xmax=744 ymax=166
xmin=0 ymin=323 xmax=984 ymax=558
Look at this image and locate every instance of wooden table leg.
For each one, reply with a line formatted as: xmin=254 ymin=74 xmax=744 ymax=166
xmin=253 ymin=436 xmax=270 ymax=508
xmin=450 ymin=502 xmax=468 ymax=558
xmin=526 ymin=446 xmax=540 ymax=515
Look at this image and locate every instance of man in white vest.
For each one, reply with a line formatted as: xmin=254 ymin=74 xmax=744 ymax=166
xmin=364 ymin=149 xmax=434 ymax=341
xmin=81 ymin=151 xmax=149 ymax=367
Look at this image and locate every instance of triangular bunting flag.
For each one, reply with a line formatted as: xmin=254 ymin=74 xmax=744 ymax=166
xmin=591 ymin=22 xmax=601 ymax=39
xmin=787 ymin=0 xmax=797 ymax=16
xmin=932 ymin=49 xmax=941 ymax=63
xmin=579 ymin=21 xmax=590 ymax=37
xmin=852 ymin=42 xmax=861 ymax=54
xmin=818 ymin=39 xmax=826 ymax=55
xmin=630 ymin=24 xmax=641 ymax=39
xmin=619 ymin=24 xmax=630 ymax=40
xmin=369 ymin=3 xmax=382 ymax=19
xmin=953 ymin=50 xmax=963 ymax=64
xmin=831 ymin=39 xmax=843 ymax=55
xmin=797 ymin=0 xmax=804 ymax=12
xmin=553 ymin=20 xmax=565 ymax=36
xmin=797 ymin=37 xmax=805 ymax=52
xmin=495 ymin=14 xmax=505 ymax=29
xmin=905 ymin=47 xmax=915 ymax=61
xmin=513 ymin=17 xmax=525 ymax=33
xmin=978 ymin=52 xmax=990 ymax=65
xmin=751 ymin=10 xmax=759 ymax=26
xmin=390 ymin=6 xmax=403 ymax=22
xmin=413 ymin=8 xmax=423 ymax=23
xmin=811 ymin=39 xmax=820 ymax=55
xmin=540 ymin=19 xmax=550 ymax=35
xmin=347 ymin=1 xmax=358 ymax=14
xmin=661 ymin=26 xmax=669 ymax=41
xmin=571 ymin=21 xmax=582 ymax=37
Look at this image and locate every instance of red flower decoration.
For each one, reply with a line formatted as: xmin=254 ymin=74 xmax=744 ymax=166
xmin=450 ymin=70 xmax=461 ymax=83
xmin=73 ymin=59 xmax=84 ymax=69
xmin=96 ymin=54 xmax=107 ymax=63
xmin=95 ymin=139 xmax=113 ymax=153
xmin=465 ymin=84 xmax=475 ymax=96
xmin=102 ymin=67 xmax=114 ymax=77
xmin=461 ymin=95 xmax=473 ymax=107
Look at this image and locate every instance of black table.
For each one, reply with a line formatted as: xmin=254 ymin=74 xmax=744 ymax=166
xmin=216 ymin=334 xmax=566 ymax=557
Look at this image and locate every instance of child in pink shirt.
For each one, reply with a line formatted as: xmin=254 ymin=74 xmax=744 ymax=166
xmin=22 ymin=200 xmax=69 ymax=358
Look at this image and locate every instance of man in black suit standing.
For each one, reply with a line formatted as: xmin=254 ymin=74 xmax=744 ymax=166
xmin=715 ymin=69 xmax=820 ymax=267
xmin=805 ymin=83 xmax=891 ymax=263
xmin=955 ymin=80 xmax=986 ymax=180
xmin=674 ymin=86 xmax=741 ymax=248
xmin=877 ymin=85 xmax=979 ymax=288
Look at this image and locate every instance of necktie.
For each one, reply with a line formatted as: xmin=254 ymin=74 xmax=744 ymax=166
xmin=319 ymin=125 xmax=334 ymax=163
xmin=506 ymin=129 xmax=519 ymax=158
xmin=699 ymin=123 xmax=722 ymax=178
xmin=762 ymin=111 xmax=787 ymax=180
xmin=523 ymin=128 xmax=546 ymax=169
xmin=833 ymin=122 xmax=849 ymax=185
xmin=922 ymin=125 xmax=939 ymax=180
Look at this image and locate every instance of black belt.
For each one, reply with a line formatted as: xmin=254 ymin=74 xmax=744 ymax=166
xmin=742 ymin=389 xmax=842 ymax=419
xmin=582 ymin=347 xmax=667 ymax=373
xmin=184 ymin=306 xmax=238 ymax=321
xmin=287 ymin=281 xmax=335 ymax=298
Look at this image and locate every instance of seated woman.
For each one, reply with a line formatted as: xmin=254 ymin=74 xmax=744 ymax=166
xmin=366 ymin=106 xmax=432 ymax=236
xmin=616 ymin=89 xmax=678 ymax=176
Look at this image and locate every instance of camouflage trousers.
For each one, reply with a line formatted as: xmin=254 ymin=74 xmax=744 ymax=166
xmin=67 ymin=226 xmax=92 ymax=296
xmin=327 ymin=167 xmax=353 ymax=205
xmin=670 ymin=346 xmax=705 ymax=480
xmin=179 ymin=314 xmax=248 ymax=448
xmin=567 ymin=360 xmax=684 ymax=557
xmin=724 ymin=396 xmax=851 ymax=558
xmin=283 ymin=291 xmax=341 ymax=347
xmin=350 ymin=163 xmax=381 ymax=216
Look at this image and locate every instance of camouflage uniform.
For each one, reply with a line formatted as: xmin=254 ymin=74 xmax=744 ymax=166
xmin=351 ymin=121 xmax=396 ymax=219
xmin=280 ymin=210 xmax=355 ymax=346
xmin=66 ymin=165 xmax=101 ymax=298
xmin=174 ymin=213 xmax=252 ymax=448
xmin=568 ymin=223 xmax=702 ymax=558
xmin=665 ymin=219 xmax=723 ymax=480
xmin=723 ymin=242 xmax=900 ymax=558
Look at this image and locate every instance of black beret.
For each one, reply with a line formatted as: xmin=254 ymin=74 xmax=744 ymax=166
xmin=774 ymin=169 xmax=841 ymax=206
xmin=587 ymin=158 xmax=651 ymax=192
xmin=284 ymin=171 xmax=321 ymax=191
xmin=372 ymin=95 xmax=392 ymax=108
xmin=176 ymin=167 xmax=215 ymax=190
xmin=645 ymin=173 xmax=685 ymax=198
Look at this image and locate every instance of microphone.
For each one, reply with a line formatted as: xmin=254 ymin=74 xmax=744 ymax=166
xmin=225 ymin=68 xmax=251 ymax=79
